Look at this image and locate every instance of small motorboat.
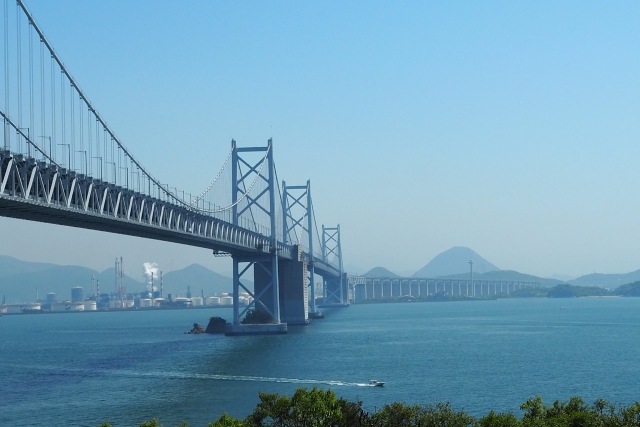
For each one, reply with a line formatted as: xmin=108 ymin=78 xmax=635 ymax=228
xmin=369 ymin=380 xmax=385 ymax=387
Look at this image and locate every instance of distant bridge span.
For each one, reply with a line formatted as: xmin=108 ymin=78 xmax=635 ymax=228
xmin=350 ymin=276 xmax=540 ymax=301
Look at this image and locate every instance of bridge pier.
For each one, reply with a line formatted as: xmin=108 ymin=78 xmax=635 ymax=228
xmin=225 ymin=253 xmax=288 ymax=336
xmin=277 ymin=246 xmax=309 ymax=325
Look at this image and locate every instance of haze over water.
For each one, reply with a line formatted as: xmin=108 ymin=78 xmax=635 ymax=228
xmin=2 ymin=298 xmax=640 ymax=426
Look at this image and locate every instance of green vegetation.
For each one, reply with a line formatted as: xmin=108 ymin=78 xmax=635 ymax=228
xmin=615 ymin=281 xmax=640 ymax=296
xmin=546 ymin=284 xmax=611 ymax=298
xmin=503 ymin=287 xmax=547 ymax=298
xmin=98 ymin=387 xmax=640 ymax=427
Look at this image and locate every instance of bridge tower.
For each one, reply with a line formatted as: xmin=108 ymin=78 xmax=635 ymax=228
xmin=282 ymin=180 xmax=322 ymax=320
xmin=319 ymin=225 xmax=348 ymax=307
xmin=227 ymin=139 xmax=286 ymax=335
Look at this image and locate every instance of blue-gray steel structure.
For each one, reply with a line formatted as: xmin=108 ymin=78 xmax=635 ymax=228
xmin=0 ymin=0 xmax=344 ymax=333
xmin=321 ymin=225 xmax=347 ymax=306
xmin=282 ymin=180 xmax=321 ymax=316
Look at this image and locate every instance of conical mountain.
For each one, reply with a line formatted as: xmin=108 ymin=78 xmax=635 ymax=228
xmin=413 ymin=247 xmax=500 ymax=278
xmin=363 ymin=267 xmax=398 ymax=278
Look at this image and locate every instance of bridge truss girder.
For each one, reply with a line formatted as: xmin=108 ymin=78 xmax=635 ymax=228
xmin=0 ymin=150 xmax=273 ymax=255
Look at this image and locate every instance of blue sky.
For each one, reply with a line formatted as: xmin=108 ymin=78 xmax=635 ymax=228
xmin=2 ymin=0 xmax=640 ymax=279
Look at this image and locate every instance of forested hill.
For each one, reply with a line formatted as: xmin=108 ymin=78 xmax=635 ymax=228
xmin=569 ymin=269 xmax=640 ymax=289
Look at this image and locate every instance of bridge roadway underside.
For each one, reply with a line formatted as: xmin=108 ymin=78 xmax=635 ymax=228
xmin=0 ymin=195 xmax=339 ymax=286
xmin=0 ymin=195 xmax=260 ymax=255
xmin=0 ymin=194 xmax=341 ymax=280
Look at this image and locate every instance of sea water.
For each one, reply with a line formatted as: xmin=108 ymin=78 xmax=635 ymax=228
xmin=1 ymin=297 xmax=640 ymax=426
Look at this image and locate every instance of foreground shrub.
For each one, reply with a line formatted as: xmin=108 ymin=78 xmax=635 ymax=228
xmin=103 ymin=390 xmax=640 ymax=427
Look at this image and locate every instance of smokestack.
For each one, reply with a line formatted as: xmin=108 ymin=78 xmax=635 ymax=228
xmin=151 ymin=272 xmax=154 ymax=295
xmin=160 ymin=271 xmax=163 ymax=298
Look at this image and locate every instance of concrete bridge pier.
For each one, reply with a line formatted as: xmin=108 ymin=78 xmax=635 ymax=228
xmin=277 ymin=246 xmax=310 ymax=325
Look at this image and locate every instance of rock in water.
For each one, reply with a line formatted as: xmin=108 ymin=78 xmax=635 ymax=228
xmin=185 ymin=323 xmax=206 ymax=334
xmin=205 ymin=317 xmax=228 ymax=334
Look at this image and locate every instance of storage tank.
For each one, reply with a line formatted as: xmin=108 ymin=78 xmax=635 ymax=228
xmin=52 ymin=301 xmax=84 ymax=311
xmin=153 ymin=298 xmax=166 ymax=307
xmin=206 ymin=296 xmax=220 ymax=305
xmin=83 ymin=301 xmax=97 ymax=311
xmin=68 ymin=302 xmax=84 ymax=311
xmin=124 ymin=300 xmax=134 ymax=308
xmin=139 ymin=298 xmax=153 ymax=308
xmin=6 ymin=303 xmax=41 ymax=313
xmin=220 ymin=296 xmax=233 ymax=305
xmin=191 ymin=297 xmax=203 ymax=307
xmin=51 ymin=302 xmax=67 ymax=312
xmin=71 ymin=286 xmax=84 ymax=303
xmin=46 ymin=292 xmax=57 ymax=304
xmin=0 ymin=305 xmax=6 ymax=314
xmin=6 ymin=305 xmax=24 ymax=314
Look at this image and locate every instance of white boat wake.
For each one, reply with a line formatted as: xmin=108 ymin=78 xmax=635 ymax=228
xmin=116 ymin=370 xmax=374 ymax=387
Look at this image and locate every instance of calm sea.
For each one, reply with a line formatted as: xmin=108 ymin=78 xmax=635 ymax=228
xmin=2 ymin=298 xmax=640 ymax=426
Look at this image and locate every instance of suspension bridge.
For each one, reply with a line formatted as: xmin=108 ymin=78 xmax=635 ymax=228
xmin=0 ymin=0 xmax=348 ymax=335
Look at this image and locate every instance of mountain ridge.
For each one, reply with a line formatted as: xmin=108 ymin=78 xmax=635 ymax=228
xmin=362 ymin=267 xmax=398 ymax=278
xmin=0 ymin=255 xmax=235 ymax=303
xmin=413 ymin=247 xmax=500 ymax=278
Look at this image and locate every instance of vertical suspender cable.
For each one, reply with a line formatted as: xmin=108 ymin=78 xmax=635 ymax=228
xmin=70 ymin=81 xmax=74 ymax=171
xmin=86 ymin=103 xmax=90 ymax=175
xmin=80 ymin=93 xmax=85 ymax=173
xmin=16 ymin=5 xmax=21 ymax=152
xmin=28 ymin=19 xmax=33 ymax=157
xmin=50 ymin=54 xmax=54 ymax=163
xmin=61 ymin=70 xmax=65 ymax=167
xmin=5 ymin=0 xmax=10 ymax=150
xmin=39 ymin=37 xmax=44 ymax=158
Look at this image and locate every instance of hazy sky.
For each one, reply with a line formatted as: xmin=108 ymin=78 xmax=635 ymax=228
xmin=2 ymin=0 xmax=640 ymax=280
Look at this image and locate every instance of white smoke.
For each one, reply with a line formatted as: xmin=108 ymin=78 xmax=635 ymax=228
xmin=143 ymin=262 xmax=160 ymax=292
